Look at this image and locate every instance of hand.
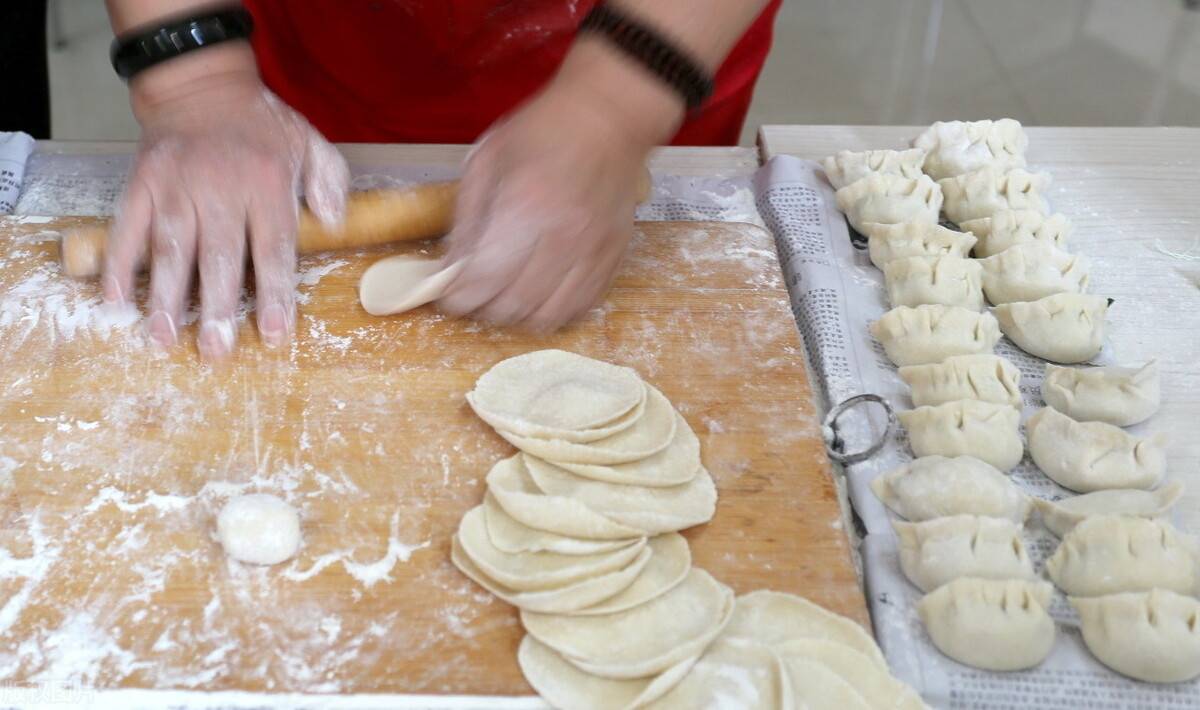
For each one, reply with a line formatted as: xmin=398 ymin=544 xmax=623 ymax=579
xmin=436 ymin=38 xmax=685 ymax=331
xmin=104 ymin=45 xmax=349 ymax=358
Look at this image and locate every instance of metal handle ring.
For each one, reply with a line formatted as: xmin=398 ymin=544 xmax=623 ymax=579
xmin=822 ymin=393 xmax=895 ymax=465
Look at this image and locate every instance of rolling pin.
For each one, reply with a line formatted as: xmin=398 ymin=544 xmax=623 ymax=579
xmin=60 ymin=181 xmax=459 ymax=278
xmin=60 ymin=169 xmax=653 ymax=279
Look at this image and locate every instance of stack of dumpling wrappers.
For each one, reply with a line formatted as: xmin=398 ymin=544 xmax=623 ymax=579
xmin=825 ymin=119 xmax=1198 ymax=685
xmin=452 ymin=350 xmax=924 ymax=708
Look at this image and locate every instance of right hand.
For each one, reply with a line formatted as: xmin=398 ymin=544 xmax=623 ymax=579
xmin=104 ymin=44 xmax=349 ymax=359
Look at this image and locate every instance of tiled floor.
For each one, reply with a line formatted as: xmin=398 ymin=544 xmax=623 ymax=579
xmin=45 ymin=1 xmax=1200 ymax=146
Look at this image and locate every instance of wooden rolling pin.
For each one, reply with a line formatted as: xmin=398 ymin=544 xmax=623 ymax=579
xmin=59 ymin=181 xmax=460 ymax=278
xmin=60 ymin=169 xmax=652 ymax=279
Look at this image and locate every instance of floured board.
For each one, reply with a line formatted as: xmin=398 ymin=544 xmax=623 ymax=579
xmin=0 ymin=216 xmax=863 ymax=695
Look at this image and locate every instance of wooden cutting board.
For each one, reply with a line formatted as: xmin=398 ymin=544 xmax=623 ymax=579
xmin=0 ymin=216 xmax=864 ymax=695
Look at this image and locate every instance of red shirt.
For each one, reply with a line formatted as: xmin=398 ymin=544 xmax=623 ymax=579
xmin=243 ymin=1 xmax=782 ymax=146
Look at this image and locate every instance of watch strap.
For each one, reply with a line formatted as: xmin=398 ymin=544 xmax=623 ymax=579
xmin=110 ymin=5 xmax=254 ymax=80
xmin=578 ymin=3 xmax=715 ymax=111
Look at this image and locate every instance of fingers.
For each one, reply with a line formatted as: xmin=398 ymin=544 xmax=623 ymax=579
xmin=526 ymin=237 xmax=627 ymax=332
xmin=248 ymin=183 xmax=300 ymax=349
xmin=438 ymin=220 xmax=539 ymax=317
xmin=103 ymin=172 xmax=153 ymax=305
xmin=302 ymin=131 xmax=350 ymax=228
xmin=195 ymin=198 xmax=248 ymax=360
xmin=474 ymin=227 xmax=591 ymax=326
xmin=145 ymin=187 xmax=197 ymax=348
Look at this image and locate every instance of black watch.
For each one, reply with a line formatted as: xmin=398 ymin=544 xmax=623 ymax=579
xmin=110 ymin=5 xmax=254 ymax=80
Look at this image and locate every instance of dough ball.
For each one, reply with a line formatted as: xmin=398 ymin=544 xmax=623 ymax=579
xmin=217 ymin=494 xmax=302 ymax=565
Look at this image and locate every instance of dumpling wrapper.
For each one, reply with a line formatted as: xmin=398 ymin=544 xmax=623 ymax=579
xmin=524 ymin=455 xmax=717 ymax=534
xmin=358 ymin=256 xmax=463 ymax=316
xmin=556 ymin=413 xmax=701 ymax=488
xmin=517 ymin=635 xmax=697 ymax=710
xmin=468 ymin=384 xmax=648 ymax=445
xmin=643 ymin=638 xmax=789 ymax=709
xmin=779 ymin=656 xmax=872 ymax=710
xmin=482 ymin=493 xmax=640 ymax=555
xmin=451 ymin=534 xmax=651 ymax=614
xmin=774 ymin=638 xmax=927 ymax=710
xmin=572 ymin=533 xmax=692 ymax=617
xmin=721 ymin=590 xmax=887 ymax=669
xmin=521 ymin=568 xmax=734 ymax=679
xmin=497 ymin=385 xmax=678 ymax=465
xmin=471 ymin=349 xmax=645 ymax=432
xmin=486 ymin=455 xmax=644 ymax=540
xmin=455 ymin=505 xmax=645 ymax=592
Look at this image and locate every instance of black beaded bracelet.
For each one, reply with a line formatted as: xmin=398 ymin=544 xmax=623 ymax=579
xmin=579 ymin=3 xmax=715 ymax=110
xmin=110 ymin=5 xmax=254 ymax=80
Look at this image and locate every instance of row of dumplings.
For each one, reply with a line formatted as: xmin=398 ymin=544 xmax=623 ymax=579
xmin=829 ymin=120 xmax=1109 ymax=366
xmin=824 ymin=119 xmax=1196 ymax=684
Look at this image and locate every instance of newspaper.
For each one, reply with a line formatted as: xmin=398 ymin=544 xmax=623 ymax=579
xmin=0 ymin=132 xmax=36 ymax=215
xmin=753 ymin=154 xmax=1199 ymax=707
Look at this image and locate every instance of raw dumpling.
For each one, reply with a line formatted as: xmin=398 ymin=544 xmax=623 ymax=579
xmin=898 ymin=400 xmax=1023 ymax=471
xmin=894 ymin=515 xmax=1036 ymax=592
xmin=979 ymin=242 xmax=1090 ymax=305
xmin=834 ymin=173 xmax=943 ymax=231
xmin=1041 ymin=360 xmax=1160 ymax=427
xmin=1045 ymin=515 xmax=1199 ymax=597
xmin=918 ymin=578 xmax=1055 ymax=671
xmin=870 ymin=305 xmax=1001 ymax=366
xmin=912 ymin=119 xmax=1028 ymax=180
xmin=1071 ymin=589 xmax=1200 ymax=683
xmin=884 ymin=256 xmax=984 ymax=310
xmin=1034 ymin=481 xmax=1185 ymax=538
xmin=993 ymin=293 xmax=1109 ymax=364
xmin=872 ymin=455 xmax=1031 ymax=522
xmin=821 ymin=148 xmax=927 ymax=190
xmin=899 ymin=354 xmax=1022 ymax=408
xmin=1026 ymin=407 xmax=1166 ymax=492
xmin=959 ymin=209 xmax=1072 ymax=257
xmin=860 ymin=222 xmax=977 ymax=269
xmin=938 ymin=168 xmax=1051 ymax=225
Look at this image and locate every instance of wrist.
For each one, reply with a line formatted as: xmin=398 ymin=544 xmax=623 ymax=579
xmin=129 ymin=41 xmax=262 ymax=124
xmin=553 ymin=35 xmax=686 ymax=150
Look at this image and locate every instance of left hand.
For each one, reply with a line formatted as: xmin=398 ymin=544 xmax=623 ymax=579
xmin=437 ymin=38 xmax=684 ymax=331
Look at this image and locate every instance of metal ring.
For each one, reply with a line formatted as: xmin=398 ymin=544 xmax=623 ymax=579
xmin=822 ymin=394 xmax=895 ymax=465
